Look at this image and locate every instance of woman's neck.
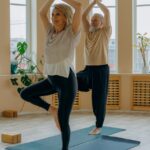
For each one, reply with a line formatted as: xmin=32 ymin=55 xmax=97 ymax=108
xmin=54 ymin=25 xmax=66 ymax=33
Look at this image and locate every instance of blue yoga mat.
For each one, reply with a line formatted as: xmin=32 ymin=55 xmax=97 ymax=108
xmin=6 ymin=126 xmax=129 ymax=150
xmin=70 ymin=136 xmax=140 ymax=150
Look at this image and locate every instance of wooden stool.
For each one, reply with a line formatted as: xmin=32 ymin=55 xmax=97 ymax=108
xmin=1 ymin=110 xmax=18 ymax=118
xmin=1 ymin=132 xmax=21 ymax=144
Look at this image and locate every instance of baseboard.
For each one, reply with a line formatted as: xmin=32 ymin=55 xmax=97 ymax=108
xmin=72 ymin=109 xmax=150 ymax=114
xmin=1 ymin=109 xmax=150 ymax=117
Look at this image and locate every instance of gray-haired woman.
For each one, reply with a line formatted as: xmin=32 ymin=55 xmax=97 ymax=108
xmin=20 ymin=0 xmax=82 ymax=150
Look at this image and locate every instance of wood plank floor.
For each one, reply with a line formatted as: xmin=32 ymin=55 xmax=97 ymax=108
xmin=0 ymin=111 xmax=150 ymax=150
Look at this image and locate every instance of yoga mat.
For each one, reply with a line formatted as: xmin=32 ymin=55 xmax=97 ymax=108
xmin=6 ymin=126 xmax=126 ymax=150
xmin=70 ymin=135 xmax=140 ymax=150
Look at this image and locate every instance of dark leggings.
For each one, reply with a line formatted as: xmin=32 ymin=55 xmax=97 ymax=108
xmin=77 ymin=65 xmax=109 ymax=128
xmin=20 ymin=69 xmax=77 ymax=150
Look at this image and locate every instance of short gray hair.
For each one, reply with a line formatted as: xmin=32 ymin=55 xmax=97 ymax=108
xmin=53 ymin=3 xmax=73 ymax=26
xmin=92 ymin=13 xmax=104 ymax=20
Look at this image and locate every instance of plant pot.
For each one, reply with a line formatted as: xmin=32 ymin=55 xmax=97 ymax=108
xmin=11 ymin=61 xmax=18 ymax=74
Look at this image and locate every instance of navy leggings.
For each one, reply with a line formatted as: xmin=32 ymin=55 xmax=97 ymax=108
xmin=77 ymin=65 xmax=109 ymax=128
xmin=20 ymin=69 xmax=77 ymax=150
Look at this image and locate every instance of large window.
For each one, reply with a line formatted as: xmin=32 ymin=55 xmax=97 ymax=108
xmin=92 ymin=0 xmax=117 ymax=72
xmin=133 ymin=0 xmax=150 ymax=73
xmin=10 ymin=0 xmax=31 ymax=74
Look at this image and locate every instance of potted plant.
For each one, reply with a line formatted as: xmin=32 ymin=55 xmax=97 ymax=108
xmin=10 ymin=41 xmax=44 ymax=93
xmin=135 ymin=33 xmax=150 ymax=73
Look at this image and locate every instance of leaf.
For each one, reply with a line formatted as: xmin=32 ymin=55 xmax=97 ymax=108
xmin=29 ymin=65 xmax=36 ymax=73
xmin=10 ymin=78 xmax=18 ymax=86
xmin=137 ymin=33 xmax=141 ymax=36
xmin=135 ymin=33 xmax=150 ymax=52
xmin=17 ymin=42 xmax=28 ymax=55
xmin=17 ymin=69 xmax=26 ymax=75
xmin=17 ymin=87 xmax=25 ymax=93
xmin=39 ymin=60 xmax=43 ymax=65
xmin=21 ymin=75 xmax=32 ymax=86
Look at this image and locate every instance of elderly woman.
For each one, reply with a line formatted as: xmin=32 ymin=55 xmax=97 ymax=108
xmin=77 ymin=0 xmax=112 ymax=135
xmin=20 ymin=0 xmax=82 ymax=150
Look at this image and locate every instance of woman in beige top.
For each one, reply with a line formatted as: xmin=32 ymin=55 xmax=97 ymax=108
xmin=77 ymin=0 xmax=112 ymax=135
xmin=20 ymin=0 xmax=82 ymax=150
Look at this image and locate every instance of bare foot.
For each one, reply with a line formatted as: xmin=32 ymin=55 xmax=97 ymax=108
xmin=49 ymin=106 xmax=60 ymax=131
xmin=89 ymin=128 xmax=101 ymax=135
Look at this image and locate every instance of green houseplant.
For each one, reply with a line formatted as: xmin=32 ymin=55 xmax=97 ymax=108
xmin=135 ymin=33 xmax=150 ymax=73
xmin=10 ymin=41 xmax=44 ymax=93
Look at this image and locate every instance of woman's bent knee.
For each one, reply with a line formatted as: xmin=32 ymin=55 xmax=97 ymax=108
xmin=20 ymin=88 xmax=30 ymax=101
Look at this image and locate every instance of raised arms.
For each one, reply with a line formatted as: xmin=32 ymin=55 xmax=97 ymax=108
xmin=62 ymin=0 xmax=82 ymax=34
xmin=39 ymin=0 xmax=54 ymax=32
xmin=96 ymin=0 xmax=111 ymax=27
xmin=82 ymin=0 xmax=111 ymax=32
xmin=82 ymin=0 xmax=96 ymax=32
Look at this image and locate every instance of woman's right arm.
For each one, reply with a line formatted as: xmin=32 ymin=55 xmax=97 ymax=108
xmin=39 ymin=0 xmax=55 ymax=32
xmin=82 ymin=0 xmax=96 ymax=32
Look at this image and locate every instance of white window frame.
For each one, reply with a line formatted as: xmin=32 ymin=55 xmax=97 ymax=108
xmin=132 ymin=0 xmax=137 ymax=73
xmin=10 ymin=0 xmax=32 ymax=73
xmin=26 ymin=0 xmax=32 ymax=55
xmin=132 ymin=0 xmax=150 ymax=73
xmin=91 ymin=0 xmax=118 ymax=73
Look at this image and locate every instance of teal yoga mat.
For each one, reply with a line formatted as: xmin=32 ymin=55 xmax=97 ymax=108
xmin=70 ymin=135 xmax=140 ymax=150
xmin=6 ymin=126 xmax=137 ymax=150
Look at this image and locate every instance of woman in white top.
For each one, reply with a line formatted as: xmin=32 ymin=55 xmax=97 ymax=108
xmin=20 ymin=0 xmax=82 ymax=150
xmin=77 ymin=0 xmax=112 ymax=135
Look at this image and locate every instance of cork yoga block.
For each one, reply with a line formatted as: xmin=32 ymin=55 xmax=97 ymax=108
xmin=1 ymin=110 xmax=18 ymax=118
xmin=1 ymin=133 xmax=21 ymax=144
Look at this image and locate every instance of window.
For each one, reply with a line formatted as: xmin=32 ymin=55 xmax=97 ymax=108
xmin=92 ymin=0 xmax=117 ymax=72
xmin=10 ymin=0 xmax=31 ymax=74
xmin=133 ymin=0 xmax=150 ymax=73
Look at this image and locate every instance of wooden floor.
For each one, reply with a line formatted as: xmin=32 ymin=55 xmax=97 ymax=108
xmin=0 ymin=111 xmax=150 ymax=150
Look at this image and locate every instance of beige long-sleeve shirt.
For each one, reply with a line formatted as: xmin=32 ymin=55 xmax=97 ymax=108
xmin=84 ymin=26 xmax=112 ymax=65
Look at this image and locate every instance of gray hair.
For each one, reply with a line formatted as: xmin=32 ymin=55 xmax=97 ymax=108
xmin=53 ymin=3 xmax=73 ymax=26
xmin=92 ymin=13 xmax=104 ymax=20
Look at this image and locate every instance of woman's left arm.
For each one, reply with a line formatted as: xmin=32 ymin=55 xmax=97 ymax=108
xmin=62 ymin=0 xmax=82 ymax=34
